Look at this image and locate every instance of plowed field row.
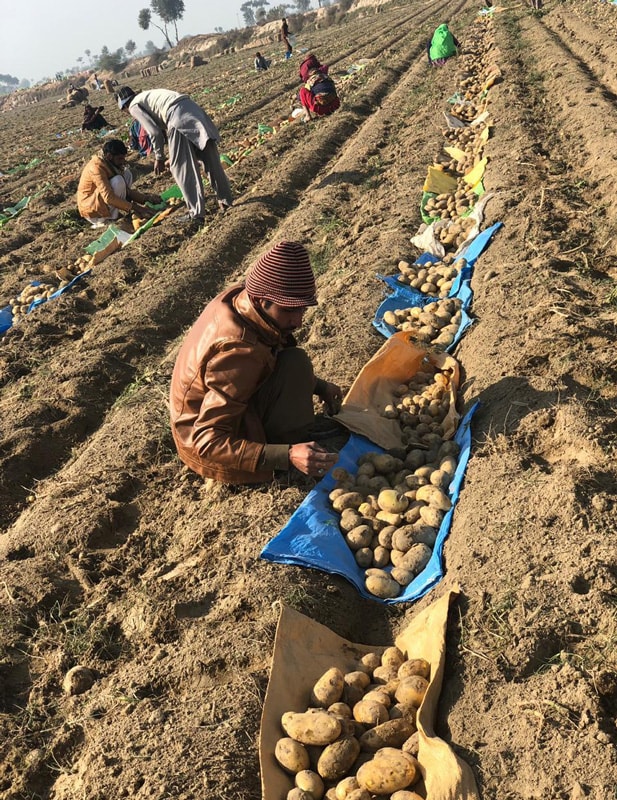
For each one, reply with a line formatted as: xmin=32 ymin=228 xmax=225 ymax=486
xmin=1 ymin=3 xmax=616 ymax=799
xmin=0 ymin=0 xmax=474 ymax=522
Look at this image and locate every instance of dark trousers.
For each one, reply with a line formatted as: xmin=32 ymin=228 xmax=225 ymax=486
xmin=252 ymin=348 xmax=316 ymax=443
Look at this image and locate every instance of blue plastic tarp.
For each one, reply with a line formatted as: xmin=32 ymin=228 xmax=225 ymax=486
xmin=377 ymin=221 xmax=502 ymax=300
xmin=261 ymin=403 xmax=478 ymax=604
xmin=372 ymin=279 xmax=474 ymax=352
xmin=0 ymin=273 xmax=91 ymax=335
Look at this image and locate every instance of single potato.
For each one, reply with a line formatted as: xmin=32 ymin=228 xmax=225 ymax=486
xmin=275 ymin=737 xmax=311 ymax=773
xmin=356 ymin=748 xmax=419 ymax=794
xmin=282 ymin=709 xmax=342 ymax=746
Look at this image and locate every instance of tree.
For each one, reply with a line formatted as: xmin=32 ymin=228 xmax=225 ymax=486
xmin=138 ymin=0 xmax=185 ymax=48
xmin=85 ymin=49 xmax=92 ymax=65
xmin=153 ymin=0 xmax=185 ymax=44
xmin=125 ymin=39 xmax=137 ymax=56
xmin=253 ymin=0 xmax=270 ymax=23
xmin=97 ymin=46 xmax=127 ymax=72
xmin=144 ymin=40 xmax=162 ymax=55
xmin=295 ymin=0 xmax=311 ymax=11
xmin=0 ymin=74 xmax=19 ymax=86
xmin=240 ymin=1 xmax=255 ymax=26
xmin=266 ymin=4 xmax=290 ymax=21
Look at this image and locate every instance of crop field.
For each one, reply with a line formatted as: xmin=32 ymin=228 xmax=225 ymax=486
xmin=1 ymin=0 xmax=616 ymax=798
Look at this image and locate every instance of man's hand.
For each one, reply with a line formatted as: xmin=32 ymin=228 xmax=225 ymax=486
xmin=154 ymin=158 xmax=166 ymax=176
xmin=289 ymin=443 xmax=338 ymax=478
xmin=132 ymin=203 xmax=155 ymax=220
xmin=317 ymin=381 xmax=343 ymax=415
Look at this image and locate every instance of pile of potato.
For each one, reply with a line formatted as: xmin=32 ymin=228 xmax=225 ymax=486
xmin=434 ymin=124 xmax=488 ymax=174
xmin=395 ymin=256 xmax=466 ymax=298
xmin=382 ymin=298 xmax=462 ymax=349
xmin=450 ymin=100 xmax=480 ymax=123
xmin=443 ymin=124 xmax=486 ymax=152
xmin=275 ymin=648 xmax=429 ymax=799
xmin=433 ymin=149 xmax=475 ymax=176
xmin=455 ymin=20 xmax=498 ymax=100
xmin=436 ymin=216 xmax=476 ymax=251
xmin=329 ymin=364 xmax=460 ymax=599
xmin=71 ymin=253 xmax=96 ymax=274
xmin=9 ymin=282 xmax=58 ymax=323
xmin=381 ymin=363 xmax=455 ymax=444
xmin=424 ymin=183 xmax=477 ymax=223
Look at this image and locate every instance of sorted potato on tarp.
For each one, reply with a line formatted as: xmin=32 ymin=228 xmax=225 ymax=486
xmin=262 ymin=404 xmax=477 ymax=604
xmin=373 ymin=277 xmax=475 ymax=353
xmin=259 ymin=589 xmax=480 ymax=800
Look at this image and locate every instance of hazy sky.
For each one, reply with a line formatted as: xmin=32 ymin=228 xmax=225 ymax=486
xmin=0 ymin=0 xmax=246 ymax=83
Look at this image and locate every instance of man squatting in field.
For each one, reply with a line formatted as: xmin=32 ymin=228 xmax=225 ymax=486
xmin=76 ymin=139 xmax=160 ymax=226
xmin=169 ymin=241 xmax=343 ymax=484
xmin=116 ymin=86 xmax=233 ymax=230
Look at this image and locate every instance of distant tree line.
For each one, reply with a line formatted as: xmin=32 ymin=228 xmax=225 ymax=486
xmin=239 ymin=0 xmax=318 ymax=27
xmin=7 ymin=0 xmax=347 ymax=89
xmin=0 ymin=74 xmax=30 ymax=93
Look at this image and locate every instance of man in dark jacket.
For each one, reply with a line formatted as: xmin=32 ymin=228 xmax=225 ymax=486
xmin=169 ymin=241 xmax=342 ymax=484
xmin=81 ymin=104 xmax=109 ymax=131
xmin=281 ymin=18 xmax=293 ymax=57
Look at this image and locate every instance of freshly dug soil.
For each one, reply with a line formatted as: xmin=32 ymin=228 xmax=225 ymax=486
xmin=1 ymin=1 xmax=616 ymax=798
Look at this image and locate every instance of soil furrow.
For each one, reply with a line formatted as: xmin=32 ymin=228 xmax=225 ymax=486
xmin=1 ymin=4 xmax=616 ymax=799
xmin=0 ymin=12 xmax=473 ymax=523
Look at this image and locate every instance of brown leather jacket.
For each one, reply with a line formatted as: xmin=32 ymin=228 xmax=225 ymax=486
xmin=169 ymin=285 xmax=292 ymax=483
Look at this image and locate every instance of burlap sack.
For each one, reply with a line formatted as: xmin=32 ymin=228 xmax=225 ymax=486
xmin=259 ymin=588 xmax=479 ymax=799
xmin=334 ymin=332 xmax=460 ymax=451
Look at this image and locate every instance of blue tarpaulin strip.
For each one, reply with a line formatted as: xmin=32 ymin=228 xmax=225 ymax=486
xmin=0 ymin=272 xmax=91 ymax=335
xmin=372 ymin=279 xmax=474 ymax=351
xmin=261 ymin=403 xmax=478 ymax=605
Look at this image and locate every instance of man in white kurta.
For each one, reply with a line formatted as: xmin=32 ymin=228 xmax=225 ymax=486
xmin=117 ymin=87 xmax=233 ymax=227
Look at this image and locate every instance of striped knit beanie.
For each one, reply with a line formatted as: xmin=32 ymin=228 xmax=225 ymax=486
xmin=246 ymin=241 xmax=317 ymax=307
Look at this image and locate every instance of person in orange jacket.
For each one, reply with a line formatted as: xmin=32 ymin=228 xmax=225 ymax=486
xmin=76 ymin=139 xmax=160 ymax=226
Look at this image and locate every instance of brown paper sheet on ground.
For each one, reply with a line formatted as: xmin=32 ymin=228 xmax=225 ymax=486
xmin=259 ymin=589 xmax=479 ymax=800
xmin=396 ymin=591 xmax=480 ymax=800
xmin=334 ymin=332 xmax=460 ymax=450
xmin=90 ymin=236 xmax=121 ymax=265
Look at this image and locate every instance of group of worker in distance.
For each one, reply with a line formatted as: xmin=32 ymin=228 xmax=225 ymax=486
xmin=73 ymin=22 xmax=460 ymax=486
xmin=77 ymin=87 xmax=233 ymax=232
xmin=75 ymin=56 xmax=341 ymax=232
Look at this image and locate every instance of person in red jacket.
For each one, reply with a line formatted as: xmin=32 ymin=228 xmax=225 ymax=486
xmin=297 ymin=53 xmax=340 ymax=121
